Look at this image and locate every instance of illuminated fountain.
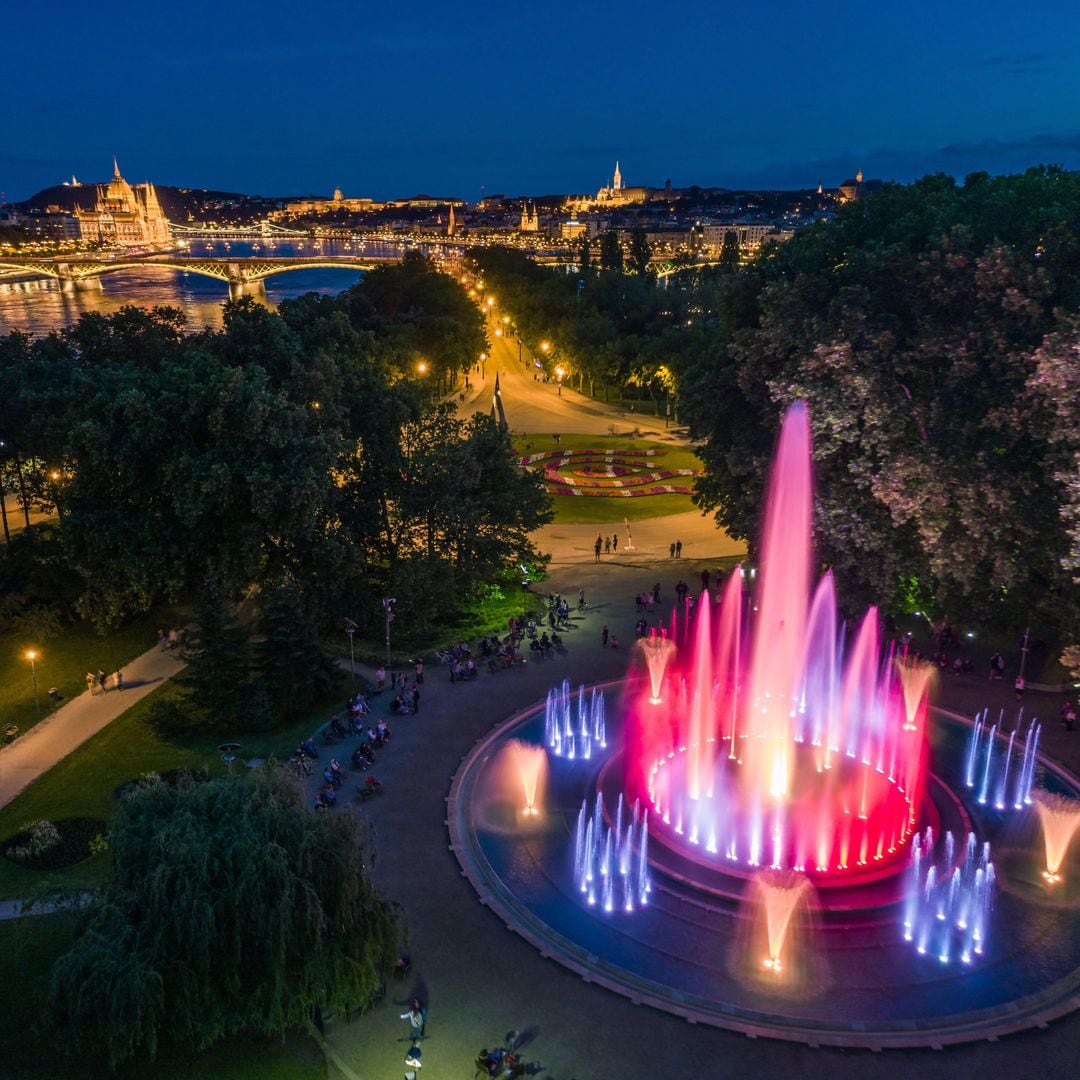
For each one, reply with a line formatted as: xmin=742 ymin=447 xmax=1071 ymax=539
xmin=964 ymin=710 xmax=1040 ymax=810
xmin=573 ymin=792 xmax=651 ymax=912
xmin=499 ymin=739 xmax=549 ymax=818
xmin=750 ymin=871 xmax=814 ymax=974
xmin=626 ymin=401 xmax=930 ymax=883
xmin=637 ymin=631 xmax=676 ymax=704
xmin=902 ymin=827 xmax=995 ymax=964
xmin=545 ymin=680 xmax=606 ymax=760
xmin=1032 ymin=792 xmax=1080 ymax=884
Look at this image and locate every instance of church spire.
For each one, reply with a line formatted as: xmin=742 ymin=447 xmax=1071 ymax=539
xmin=113 ymin=156 xmax=122 ymax=179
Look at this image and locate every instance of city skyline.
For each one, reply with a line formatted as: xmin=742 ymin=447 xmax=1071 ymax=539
xmin=4 ymin=1 xmax=1080 ymax=202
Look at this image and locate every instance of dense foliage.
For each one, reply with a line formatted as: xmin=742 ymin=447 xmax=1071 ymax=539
xmin=0 ymin=253 xmax=551 ymax=643
xmin=46 ymin=771 xmax=401 ymax=1069
xmin=473 ymin=170 xmax=1080 ymax=642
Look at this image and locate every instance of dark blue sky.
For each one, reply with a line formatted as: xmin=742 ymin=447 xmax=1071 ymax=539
xmin=4 ymin=0 xmax=1080 ymax=202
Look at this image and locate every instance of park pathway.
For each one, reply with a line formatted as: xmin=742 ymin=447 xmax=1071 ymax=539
xmin=0 ymin=643 xmax=186 ymax=810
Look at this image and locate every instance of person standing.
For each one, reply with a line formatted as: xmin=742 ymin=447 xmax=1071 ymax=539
xmin=1014 ymin=675 xmax=1025 ymax=703
xmin=97 ymin=669 xmax=108 ymax=693
xmin=412 ymin=684 xmax=421 ymax=713
xmin=594 ymin=536 xmax=602 ymax=562
xmin=414 ymin=659 xmax=424 ymax=685
xmin=612 ymin=533 xmax=619 ymax=553
xmin=115 ymin=669 xmax=124 ymax=691
xmin=86 ymin=671 xmax=96 ymax=695
xmin=669 ymin=541 xmax=676 ymax=559
xmin=401 ymin=999 xmax=426 ymax=1042
xmin=675 ymin=540 xmax=683 ymax=558
xmin=601 ymin=625 xmax=609 ymax=647
xmin=376 ymin=666 xmax=386 ymax=692
xmin=604 ymin=536 xmax=611 ymax=554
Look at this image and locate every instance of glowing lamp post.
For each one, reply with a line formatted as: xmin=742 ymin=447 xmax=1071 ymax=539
xmin=25 ymin=648 xmax=40 ymax=714
xmin=555 ymin=365 xmax=566 ymax=396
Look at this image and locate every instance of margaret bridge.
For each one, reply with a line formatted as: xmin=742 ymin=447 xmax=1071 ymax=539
xmin=0 ymin=254 xmax=406 ymax=300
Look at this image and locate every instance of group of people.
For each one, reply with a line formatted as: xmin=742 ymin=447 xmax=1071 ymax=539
xmin=668 ymin=539 xmax=683 ymax=558
xmin=593 ymin=532 xmax=621 ymax=561
xmin=85 ymin=668 xmax=123 ymax=694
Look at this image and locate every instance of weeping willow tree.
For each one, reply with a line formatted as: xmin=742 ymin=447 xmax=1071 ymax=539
xmin=47 ymin=770 xmax=401 ymax=1069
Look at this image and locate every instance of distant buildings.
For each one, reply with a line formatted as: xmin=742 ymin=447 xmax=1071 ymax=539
xmin=838 ymin=169 xmax=883 ymax=203
xmin=75 ymin=159 xmax=170 ymax=248
xmin=271 ymin=188 xmax=381 ymax=219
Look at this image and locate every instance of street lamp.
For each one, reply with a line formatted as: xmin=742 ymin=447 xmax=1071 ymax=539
xmin=345 ymin=618 xmax=358 ymax=690
xmin=416 ymin=360 xmax=428 ymax=376
xmin=382 ymin=597 xmax=396 ymax=668
xmin=479 ymin=352 xmax=487 ymax=378
xmin=25 ymin=648 xmax=40 ymax=714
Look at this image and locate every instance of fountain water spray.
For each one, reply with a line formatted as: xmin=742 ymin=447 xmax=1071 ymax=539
xmin=545 ymin=680 xmax=606 ymax=760
xmin=627 ymin=401 xmax=930 ymax=881
xmin=903 ymin=827 xmax=994 ymax=964
xmin=573 ymin=791 xmax=651 ymax=913
xmin=750 ymin=872 xmax=814 ymax=973
xmin=1032 ymin=791 xmax=1080 ymax=884
xmin=501 ymin=739 xmax=549 ymax=817
xmin=637 ymin=631 xmax=676 ymax=704
xmin=965 ymin=712 xmax=1040 ymax=810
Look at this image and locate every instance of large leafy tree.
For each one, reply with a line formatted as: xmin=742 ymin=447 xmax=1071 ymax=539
xmin=47 ymin=771 xmax=401 ymax=1070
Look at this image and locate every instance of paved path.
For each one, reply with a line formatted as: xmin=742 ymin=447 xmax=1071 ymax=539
xmin=0 ymin=644 xmax=185 ymax=809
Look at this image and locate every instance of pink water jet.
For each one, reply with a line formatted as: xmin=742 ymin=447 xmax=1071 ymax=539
xmin=625 ymin=401 xmax=930 ymax=883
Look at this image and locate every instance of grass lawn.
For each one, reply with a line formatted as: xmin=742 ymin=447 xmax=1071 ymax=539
xmin=0 ymin=606 xmax=186 ymax=739
xmin=0 ymin=679 xmax=345 ymax=901
xmin=513 ymin=433 xmax=702 ymax=524
xmin=0 ymin=916 xmax=325 ymax=1079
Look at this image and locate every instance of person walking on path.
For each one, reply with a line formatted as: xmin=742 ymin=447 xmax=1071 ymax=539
xmin=401 ymin=999 xmax=426 ymax=1042
xmin=85 ymin=672 xmax=96 ymax=695
xmin=675 ymin=540 xmax=683 ymax=558
xmin=612 ymin=533 xmax=619 ymax=553
xmin=594 ymin=536 xmax=602 ymax=562
xmin=601 ymin=625 xmax=609 ymax=647
xmin=96 ymin=669 xmax=107 ymax=693
xmin=114 ymin=669 xmax=124 ymax=691
xmin=669 ymin=541 xmax=676 ymax=559
xmin=414 ymin=659 xmax=424 ymax=685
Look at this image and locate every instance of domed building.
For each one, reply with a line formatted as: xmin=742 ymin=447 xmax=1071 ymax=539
xmin=75 ymin=159 xmax=171 ymax=248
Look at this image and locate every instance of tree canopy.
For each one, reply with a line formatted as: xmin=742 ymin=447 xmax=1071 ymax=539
xmin=46 ymin=771 xmax=401 ymax=1069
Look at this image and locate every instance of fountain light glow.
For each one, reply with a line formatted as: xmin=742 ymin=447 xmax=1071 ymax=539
xmin=501 ymin=739 xmax=549 ymax=817
xmin=625 ymin=401 xmax=930 ymax=882
xmin=1033 ymin=791 xmax=1080 ymax=883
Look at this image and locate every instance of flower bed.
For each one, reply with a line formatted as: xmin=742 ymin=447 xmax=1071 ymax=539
xmin=521 ymin=448 xmax=700 ymax=498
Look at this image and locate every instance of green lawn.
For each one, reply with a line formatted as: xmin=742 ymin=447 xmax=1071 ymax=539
xmin=514 ymin=433 xmax=701 ymax=524
xmin=0 ymin=916 xmax=325 ymax=1079
xmin=0 ymin=606 xmax=186 ymax=739
xmin=0 ymin=680 xmax=344 ymax=900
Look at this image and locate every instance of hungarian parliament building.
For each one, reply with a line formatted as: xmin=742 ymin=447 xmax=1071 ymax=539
xmin=75 ymin=159 xmax=171 ymax=248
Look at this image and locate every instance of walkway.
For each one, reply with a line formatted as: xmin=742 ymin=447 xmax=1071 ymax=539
xmin=0 ymin=644 xmax=186 ymax=809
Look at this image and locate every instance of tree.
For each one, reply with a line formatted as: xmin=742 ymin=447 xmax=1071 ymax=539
xmin=626 ymin=228 xmax=652 ymax=278
xmin=47 ymin=771 xmax=401 ymax=1070
xmin=598 ymin=230 xmax=624 ymax=272
xmin=256 ymin=579 xmax=338 ymax=719
xmin=718 ymin=230 xmax=740 ymax=272
xmin=180 ymin=578 xmax=255 ymax=726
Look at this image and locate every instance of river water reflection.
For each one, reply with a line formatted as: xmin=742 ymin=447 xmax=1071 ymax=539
xmin=0 ymin=239 xmax=408 ymax=337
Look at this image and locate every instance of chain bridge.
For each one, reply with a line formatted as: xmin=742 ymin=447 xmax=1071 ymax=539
xmin=0 ymin=254 xmax=402 ymax=299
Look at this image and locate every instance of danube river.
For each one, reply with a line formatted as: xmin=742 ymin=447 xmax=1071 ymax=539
xmin=0 ymin=238 xmax=409 ymax=337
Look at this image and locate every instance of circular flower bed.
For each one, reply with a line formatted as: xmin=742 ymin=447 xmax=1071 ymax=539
xmin=518 ymin=448 xmax=701 ymax=497
xmin=0 ymin=817 xmax=107 ymax=871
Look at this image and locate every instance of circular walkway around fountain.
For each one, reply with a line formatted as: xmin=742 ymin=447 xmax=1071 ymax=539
xmin=447 ymin=689 xmax=1080 ymax=1049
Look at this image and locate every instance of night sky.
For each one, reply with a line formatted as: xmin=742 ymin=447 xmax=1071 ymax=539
xmin=4 ymin=0 xmax=1080 ymax=202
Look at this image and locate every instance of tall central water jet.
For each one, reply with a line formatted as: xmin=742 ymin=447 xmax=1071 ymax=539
xmin=626 ymin=401 xmax=929 ymax=882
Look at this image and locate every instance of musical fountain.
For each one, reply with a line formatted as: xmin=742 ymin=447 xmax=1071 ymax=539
xmin=449 ymin=400 xmax=1080 ymax=1048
